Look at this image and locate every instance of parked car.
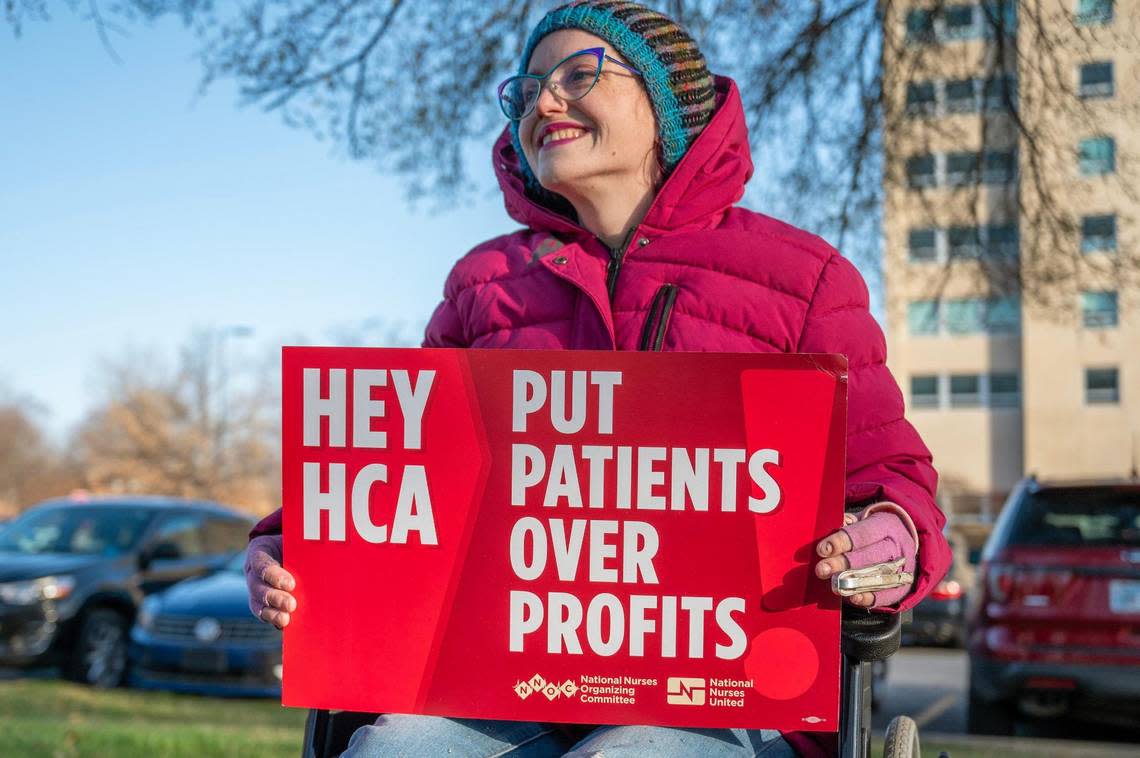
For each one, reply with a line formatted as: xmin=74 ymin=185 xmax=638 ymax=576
xmin=904 ymin=530 xmax=973 ymax=647
xmin=129 ymin=548 xmax=281 ymax=697
xmin=966 ymin=477 xmax=1140 ymax=735
xmin=0 ymin=495 xmax=253 ymax=687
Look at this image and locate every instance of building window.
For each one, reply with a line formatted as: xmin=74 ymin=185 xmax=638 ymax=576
xmin=1081 ymin=214 xmax=1117 ymax=253
xmin=950 ymin=374 xmax=982 ymax=407
xmin=983 ymin=75 xmax=1017 ymax=112
xmin=1077 ymin=0 xmax=1114 ymax=26
xmin=985 ymin=223 xmax=1019 ymax=258
xmin=948 ymin=226 xmax=982 ymax=259
xmin=945 ymin=79 xmax=978 ymax=113
xmin=989 ymin=373 xmax=1021 ymax=407
xmin=982 ymin=0 xmax=1018 ymax=36
xmin=946 ymin=152 xmax=979 ymax=186
xmin=943 ymin=6 xmax=978 ymax=39
xmin=982 ymin=150 xmax=1017 ymax=184
xmin=1082 ymin=291 xmax=1119 ymax=327
xmin=906 ymin=82 xmax=937 ymax=116
xmin=908 ymin=228 xmax=939 ymax=262
xmin=1085 ymin=367 xmax=1120 ymax=404
xmin=908 ymin=301 xmax=940 ymax=335
xmin=1079 ymin=136 xmax=1116 ymax=176
xmin=1079 ymin=62 xmax=1114 ymax=98
xmin=911 ymin=376 xmax=941 ymax=408
xmin=906 ymin=9 xmax=935 ymax=42
xmin=946 ymin=298 xmax=985 ymax=334
xmin=986 ymin=296 xmax=1021 ymax=333
xmin=907 ymin=154 xmax=938 ymax=188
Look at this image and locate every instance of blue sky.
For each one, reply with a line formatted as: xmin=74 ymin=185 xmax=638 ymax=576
xmin=2 ymin=10 xmax=879 ymax=441
xmin=2 ymin=12 xmax=514 ymax=438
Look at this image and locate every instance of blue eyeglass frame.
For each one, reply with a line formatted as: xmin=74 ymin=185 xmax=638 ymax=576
xmin=497 ymin=46 xmax=642 ymax=121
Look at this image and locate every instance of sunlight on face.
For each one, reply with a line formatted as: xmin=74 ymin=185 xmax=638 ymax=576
xmin=519 ymin=30 xmax=660 ymax=199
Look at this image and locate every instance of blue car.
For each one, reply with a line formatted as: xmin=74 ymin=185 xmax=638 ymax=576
xmin=129 ymin=550 xmax=282 ymax=697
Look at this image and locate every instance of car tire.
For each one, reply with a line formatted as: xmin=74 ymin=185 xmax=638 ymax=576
xmin=66 ymin=608 xmax=129 ymax=688
xmin=967 ymin=690 xmax=1015 ymax=736
xmin=882 ymin=715 xmax=920 ymax=758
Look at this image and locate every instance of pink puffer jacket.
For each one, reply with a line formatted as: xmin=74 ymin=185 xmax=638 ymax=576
xmin=252 ymin=75 xmax=948 ymax=757
xmin=257 ymin=74 xmax=950 ymax=601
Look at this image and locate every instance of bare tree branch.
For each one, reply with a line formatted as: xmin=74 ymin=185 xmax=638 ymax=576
xmin=8 ymin=0 xmax=1139 ymax=309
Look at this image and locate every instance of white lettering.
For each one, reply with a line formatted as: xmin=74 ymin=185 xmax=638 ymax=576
xmin=509 ymin=591 xmax=543 ymax=652
xmin=352 ymin=369 xmax=387 ymax=448
xmin=512 ymin=370 xmax=546 ymax=433
xmin=350 ymin=463 xmax=387 ymax=543
xmin=303 ymin=462 xmax=345 ymax=540
xmin=303 ymin=368 xmax=346 ymax=447
xmin=509 ymin=517 xmax=547 ymax=580
xmin=391 ymin=370 xmax=434 ymax=449
xmin=390 ymin=465 xmax=436 ymax=545
xmin=747 ymin=449 xmax=782 ymax=513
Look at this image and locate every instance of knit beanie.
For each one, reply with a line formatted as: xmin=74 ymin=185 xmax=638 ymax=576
xmin=511 ymin=0 xmax=717 ymax=194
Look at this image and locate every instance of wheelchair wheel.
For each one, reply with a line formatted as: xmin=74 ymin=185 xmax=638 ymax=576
xmin=882 ymin=715 xmax=920 ymax=758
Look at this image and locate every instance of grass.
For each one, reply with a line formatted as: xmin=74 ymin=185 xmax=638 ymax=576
xmin=1 ymin=677 xmax=1119 ymax=758
xmin=0 ymin=678 xmax=306 ymax=757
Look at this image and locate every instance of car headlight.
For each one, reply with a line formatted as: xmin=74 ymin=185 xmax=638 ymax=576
xmin=0 ymin=576 xmax=76 ymax=605
xmin=137 ymin=597 xmax=161 ymax=631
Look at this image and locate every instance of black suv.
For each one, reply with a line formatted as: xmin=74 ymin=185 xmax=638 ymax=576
xmin=0 ymin=495 xmax=252 ymax=687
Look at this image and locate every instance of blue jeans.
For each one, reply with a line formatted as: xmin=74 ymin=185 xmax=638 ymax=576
xmin=341 ymin=714 xmax=795 ymax=757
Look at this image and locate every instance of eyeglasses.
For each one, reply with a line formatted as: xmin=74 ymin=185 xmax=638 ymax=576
xmin=497 ymin=47 xmax=642 ymax=121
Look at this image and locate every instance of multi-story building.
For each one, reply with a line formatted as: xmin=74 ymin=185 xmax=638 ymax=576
xmin=882 ymin=0 xmax=1138 ymax=520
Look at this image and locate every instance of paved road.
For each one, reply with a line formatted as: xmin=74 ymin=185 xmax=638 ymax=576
xmin=873 ymin=646 xmax=966 ymax=734
xmin=873 ymin=646 xmax=1140 ymax=746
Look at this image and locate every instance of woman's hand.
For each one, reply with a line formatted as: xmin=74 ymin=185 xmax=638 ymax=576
xmin=813 ymin=506 xmax=918 ymax=609
xmin=245 ymin=534 xmax=297 ymax=629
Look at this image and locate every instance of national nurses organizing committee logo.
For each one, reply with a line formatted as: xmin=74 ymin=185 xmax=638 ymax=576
xmin=513 ymin=673 xmax=578 ymax=701
xmin=666 ymin=677 xmax=706 ymax=706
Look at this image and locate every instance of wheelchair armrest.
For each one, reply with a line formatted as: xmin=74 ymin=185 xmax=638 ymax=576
xmin=840 ymin=606 xmax=902 ymax=662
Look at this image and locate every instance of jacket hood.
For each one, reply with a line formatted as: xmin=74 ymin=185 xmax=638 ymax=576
xmin=492 ymin=75 xmax=753 ymax=240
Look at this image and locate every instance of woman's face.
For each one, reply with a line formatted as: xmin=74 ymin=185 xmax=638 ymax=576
xmin=518 ymin=30 xmax=660 ymax=198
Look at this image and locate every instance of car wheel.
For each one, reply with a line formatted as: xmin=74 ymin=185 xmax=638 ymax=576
xmin=67 ymin=608 xmax=129 ymax=688
xmin=967 ymin=689 xmax=1015 ymax=736
xmin=882 ymin=715 xmax=920 ymax=758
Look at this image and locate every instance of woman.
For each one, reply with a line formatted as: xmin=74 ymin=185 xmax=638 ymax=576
xmin=246 ymin=2 xmax=950 ymax=755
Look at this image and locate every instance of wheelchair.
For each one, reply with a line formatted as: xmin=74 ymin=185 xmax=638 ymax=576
xmin=302 ymin=605 xmax=924 ymax=758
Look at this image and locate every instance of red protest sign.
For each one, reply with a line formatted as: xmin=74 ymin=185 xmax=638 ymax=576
xmin=281 ymin=348 xmax=847 ymax=731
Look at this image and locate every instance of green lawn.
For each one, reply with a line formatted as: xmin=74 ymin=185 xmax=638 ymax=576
xmin=0 ymin=678 xmax=306 ymax=757
xmin=0 ymin=677 xmax=1103 ymax=758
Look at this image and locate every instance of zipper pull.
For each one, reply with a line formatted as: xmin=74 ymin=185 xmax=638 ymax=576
xmin=605 ymin=245 xmax=624 ymax=300
xmin=604 ymin=227 xmax=639 ymax=302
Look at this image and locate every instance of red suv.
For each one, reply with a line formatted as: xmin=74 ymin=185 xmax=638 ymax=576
xmin=967 ymin=477 xmax=1140 ymax=735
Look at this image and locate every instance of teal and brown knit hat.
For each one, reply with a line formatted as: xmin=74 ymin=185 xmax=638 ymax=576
xmin=511 ymin=0 xmax=717 ymax=192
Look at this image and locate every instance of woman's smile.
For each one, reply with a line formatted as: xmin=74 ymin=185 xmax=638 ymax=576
xmin=540 ymin=129 xmax=587 ymax=150
xmin=537 ymin=121 xmax=592 ymax=151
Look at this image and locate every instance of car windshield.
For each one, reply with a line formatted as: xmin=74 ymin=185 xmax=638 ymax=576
xmin=224 ymin=549 xmax=247 ymax=573
xmin=1007 ymin=488 xmax=1140 ymax=547
xmin=0 ymin=506 xmax=155 ymax=556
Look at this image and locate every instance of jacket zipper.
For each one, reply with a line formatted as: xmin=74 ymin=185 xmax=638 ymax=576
xmin=638 ymin=284 xmax=678 ymax=351
xmin=604 ymin=227 xmax=639 ymax=302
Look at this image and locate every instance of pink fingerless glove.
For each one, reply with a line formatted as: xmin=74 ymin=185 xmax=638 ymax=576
xmin=840 ymin=503 xmax=919 ymax=609
xmin=245 ymin=533 xmax=283 ymax=619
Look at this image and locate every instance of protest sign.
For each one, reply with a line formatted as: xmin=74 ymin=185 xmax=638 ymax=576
xmin=281 ymin=347 xmax=846 ymax=730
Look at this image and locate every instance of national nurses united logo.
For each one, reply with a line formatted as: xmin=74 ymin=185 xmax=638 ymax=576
xmin=513 ymin=673 xmax=578 ymax=701
xmin=666 ymin=677 xmax=706 ymax=706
